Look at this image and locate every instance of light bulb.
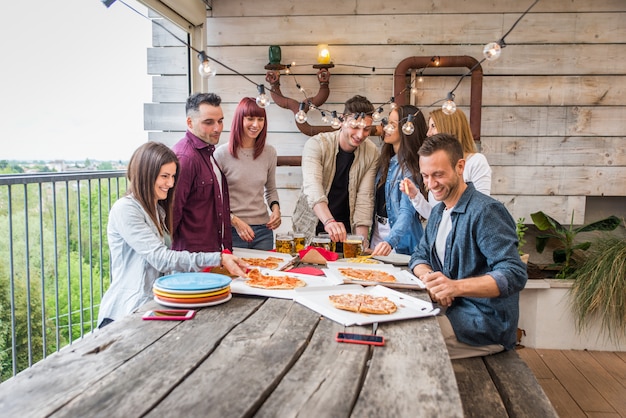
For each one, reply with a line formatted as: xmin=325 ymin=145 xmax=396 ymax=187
xmin=383 ymin=124 xmax=396 ymax=135
xmin=256 ymin=85 xmax=271 ymax=108
xmin=372 ymin=107 xmax=383 ymax=122
xmin=321 ymin=112 xmax=330 ymax=124
xmin=411 ymin=86 xmax=418 ymax=95
xmin=402 ymin=115 xmax=415 ymax=135
xmin=331 ymin=111 xmax=341 ymax=129
xmin=317 ymin=44 xmax=331 ymax=64
xmin=442 ymin=99 xmax=456 ymax=115
xmin=389 ymin=97 xmax=397 ymax=110
xmin=483 ymin=41 xmax=502 ymax=61
xmin=295 ymin=103 xmax=308 ymax=124
xmin=197 ymin=51 xmax=217 ymax=78
xmin=357 ymin=112 xmax=366 ymax=129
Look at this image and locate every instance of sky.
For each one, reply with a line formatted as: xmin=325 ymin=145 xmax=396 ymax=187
xmin=0 ymin=0 xmax=152 ymax=161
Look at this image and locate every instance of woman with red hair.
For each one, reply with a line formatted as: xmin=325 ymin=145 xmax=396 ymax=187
xmin=214 ymin=97 xmax=281 ymax=250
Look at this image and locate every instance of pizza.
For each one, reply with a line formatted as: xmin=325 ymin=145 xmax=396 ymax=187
xmin=342 ymin=257 xmax=382 ymax=265
xmin=244 ymin=268 xmax=306 ymax=290
xmin=337 ymin=268 xmax=397 ymax=283
xmin=328 ymin=293 xmax=397 ymax=315
xmin=240 ymin=256 xmax=284 ymax=269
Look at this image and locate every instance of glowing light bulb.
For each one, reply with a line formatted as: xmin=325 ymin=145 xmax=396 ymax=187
xmin=411 ymin=86 xmax=418 ymax=95
xmin=372 ymin=107 xmax=383 ymax=122
xmin=197 ymin=52 xmax=216 ymax=78
xmin=383 ymin=123 xmax=396 ymax=135
xmin=402 ymin=114 xmax=415 ymax=135
xmin=317 ymin=44 xmax=331 ymax=64
xmin=389 ymin=97 xmax=397 ymax=110
xmin=295 ymin=103 xmax=308 ymax=124
xmin=321 ymin=111 xmax=330 ymax=124
xmin=483 ymin=41 xmax=502 ymax=61
xmin=331 ymin=111 xmax=341 ymax=129
xmin=442 ymin=99 xmax=456 ymax=115
xmin=256 ymin=85 xmax=271 ymax=108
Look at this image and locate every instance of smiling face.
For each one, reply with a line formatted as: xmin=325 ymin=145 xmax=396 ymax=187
xmin=187 ymin=103 xmax=224 ymax=145
xmin=419 ymin=149 xmax=465 ymax=208
xmin=339 ymin=114 xmax=374 ymax=152
xmin=383 ymin=109 xmax=401 ymax=150
xmin=242 ymin=116 xmax=265 ymax=142
xmin=154 ymin=162 xmax=177 ymax=202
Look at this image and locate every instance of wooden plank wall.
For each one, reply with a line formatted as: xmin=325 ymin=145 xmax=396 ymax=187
xmin=145 ymin=0 xmax=626 ymax=231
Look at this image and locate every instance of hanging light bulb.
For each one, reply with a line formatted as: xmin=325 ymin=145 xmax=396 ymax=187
xmin=357 ymin=112 xmax=367 ymax=129
xmin=389 ymin=96 xmax=397 ymax=110
xmin=197 ymin=51 xmax=216 ymax=78
xmin=417 ymin=71 xmax=424 ymax=83
xmin=372 ymin=107 xmax=384 ymax=122
xmin=442 ymin=93 xmax=457 ymax=115
xmin=483 ymin=41 xmax=503 ymax=61
xmin=348 ymin=114 xmax=359 ymax=129
xmin=295 ymin=102 xmax=308 ymax=124
xmin=256 ymin=85 xmax=271 ymax=108
xmin=383 ymin=123 xmax=396 ymax=135
xmin=330 ymin=111 xmax=342 ymax=129
xmin=411 ymin=86 xmax=418 ymax=95
xmin=321 ymin=111 xmax=330 ymax=124
xmin=402 ymin=114 xmax=415 ymax=135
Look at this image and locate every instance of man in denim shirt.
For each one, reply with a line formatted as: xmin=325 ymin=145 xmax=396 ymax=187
xmin=410 ymin=134 xmax=527 ymax=359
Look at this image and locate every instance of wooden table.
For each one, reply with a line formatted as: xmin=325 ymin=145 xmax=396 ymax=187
xmin=0 ymin=286 xmax=463 ymax=417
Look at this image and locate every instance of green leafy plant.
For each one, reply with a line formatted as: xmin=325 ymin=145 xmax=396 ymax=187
xmin=516 ymin=217 xmax=527 ymax=256
xmin=569 ymin=236 xmax=626 ymax=341
xmin=530 ymin=211 xmax=621 ymax=279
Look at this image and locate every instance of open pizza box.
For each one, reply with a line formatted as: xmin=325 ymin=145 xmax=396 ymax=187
xmin=324 ymin=264 xmax=426 ymax=289
xmin=294 ymin=284 xmax=439 ymax=326
xmin=230 ymin=268 xmax=343 ymax=300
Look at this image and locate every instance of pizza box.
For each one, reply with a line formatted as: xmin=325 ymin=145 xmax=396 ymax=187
xmin=324 ymin=264 xmax=426 ymax=289
xmin=230 ymin=269 xmax=343 ymax=300
xmin=232 ymin=247 xmax=296 ymax=271
xmin=294 ymin=284 xmax=439 ymax=326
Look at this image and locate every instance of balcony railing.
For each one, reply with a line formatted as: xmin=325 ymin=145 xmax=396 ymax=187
xmin=0 ymin=170 xmax=127 ymax=381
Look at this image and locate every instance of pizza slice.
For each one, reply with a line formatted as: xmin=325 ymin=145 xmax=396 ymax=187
xmin=245 ymin=268 xmax=306 ymax=289
xmin=241 ymin=256 xmax=284 ymax=269
xmin=337 ymin=268 xmax=397 ymax=283
xmin=328 ymin=293 xmax=397 ymax=315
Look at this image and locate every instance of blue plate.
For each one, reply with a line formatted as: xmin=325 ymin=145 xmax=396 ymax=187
xmin=155 ymin=272 xmax=232 ymax=292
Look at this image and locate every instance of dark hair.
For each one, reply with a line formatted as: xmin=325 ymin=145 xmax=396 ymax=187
xmin=186 ymin=92 xmax=222 ymax=116
xmin=343 ymin=95 xmax=375 ymax=117
xmin=378 ymin=105 xmax=427 ymax=198
xmin=126 ymin=142 xmax=179 ymax=236
xmin=229 ymin=97 xmax=268 ymax=159
xmin=418 ymin=133 xmax=464 ymax=168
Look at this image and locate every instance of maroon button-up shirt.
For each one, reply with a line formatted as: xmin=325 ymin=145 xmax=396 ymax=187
xmin=171 ymin=131 xmax=232 ymax=252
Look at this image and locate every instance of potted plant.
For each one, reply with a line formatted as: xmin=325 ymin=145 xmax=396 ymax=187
xmin=516 ymin=217 xmax=529 ymax=264
xmin=568 ymin=235 xmax=626 ymax=342
xmin=530 ymin=211 xmax=621 ymax=279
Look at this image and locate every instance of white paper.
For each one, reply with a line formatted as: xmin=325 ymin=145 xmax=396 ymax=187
xmin=230 ymin=269 xmax=343 ymax=300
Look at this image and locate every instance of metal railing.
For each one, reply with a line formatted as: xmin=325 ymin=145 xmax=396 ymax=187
xmin=0 ymin=170 xmax=127 ymax=381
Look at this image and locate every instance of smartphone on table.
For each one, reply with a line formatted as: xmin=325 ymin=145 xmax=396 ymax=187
xmin=336 ymin=332 xmax=384 ymax=346
xmin=142 ymin=310 xmax=196 ymax=320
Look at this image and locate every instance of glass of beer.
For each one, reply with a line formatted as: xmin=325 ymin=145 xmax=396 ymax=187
xmin=317 ymin=233 xmax=336 ymax=252
xmin=310 ymin=236 xmax=332 ymax=251
xmin=292 ymin=232 xmax=306 ymax=252
xmin=343 ymin=235 xmax=364 ymax=258
xmin=275 ymin=233 xmax=294 ymax=254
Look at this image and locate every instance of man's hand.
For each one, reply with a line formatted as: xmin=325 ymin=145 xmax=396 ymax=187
xmin=420 ymin=271 xmax=456 ymax=307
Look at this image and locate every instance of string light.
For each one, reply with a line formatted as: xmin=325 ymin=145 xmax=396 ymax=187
xmin=197 ymin=51 xmax=216 ymax=78
xmin=321 ymin=111 xmax=329 ymax=124
xmin=256 ymin=85 xmax=271 ymax=108
xmin=442 ymin=93 xmax=456 ymax=115
xmin=372 ymin=107 xmax=384 ymax=122
xmin=330 ymin=111 xmax=342 ymax=129
xmin=389 ymin=97 xmax=397 ymax=110
xmin=295 ymin=102 xmax=308 ymax=124
xmin=483 ymin=41 xmax=503 ymax=61
xmin=402 ymin=114 xmax=415 ymax=135
xmin=357 ymin=112 xmax=367 ymax=129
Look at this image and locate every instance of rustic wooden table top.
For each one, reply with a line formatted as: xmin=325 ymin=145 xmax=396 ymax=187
xmin=0 ymin=272 xmax=463 ymax=417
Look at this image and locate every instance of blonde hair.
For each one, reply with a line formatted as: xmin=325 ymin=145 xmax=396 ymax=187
xmin=429 ymin=108 xmax=477 ymax=154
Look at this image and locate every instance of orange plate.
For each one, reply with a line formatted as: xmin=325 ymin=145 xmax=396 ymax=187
xmin=154 ymin=290 xmax=231 ymax=304
xmin=153 ymin=286 xmax=230 ymax=299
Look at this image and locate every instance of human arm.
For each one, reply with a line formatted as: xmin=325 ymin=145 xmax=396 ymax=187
xmin=351 ymin=143 xmax=378 ymax=243
xmin=420 ymin=270 xmax=500 ymax=307
xmin=220 ymin=253 xmax=248 ymax=277
xmin=264 ymin=147 xmax=282 ymax=230
xmin=172 ymin=153 xmax=194 ymax=235
xmin=231 ymin=214 xmax=255 ymax=242
xmin=314 ymin=201 xmax=347 ymax=242
xmin=465 ymin=153 xmax=492 ymax=196
xmin=400 ymin=177 xmax=431 ymax=219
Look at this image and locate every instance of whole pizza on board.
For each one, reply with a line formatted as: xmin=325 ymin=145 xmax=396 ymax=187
xmin=244 ymin=268 xmax=306 ymax=290
xmin=328 ymin=293 xmax=397 ymax=315
xmin=337 ymin=267 xmax=397 ymax=283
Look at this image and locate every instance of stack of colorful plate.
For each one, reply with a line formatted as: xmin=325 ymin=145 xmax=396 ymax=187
xmin=153 ymin=272 xmax=232 ymax=308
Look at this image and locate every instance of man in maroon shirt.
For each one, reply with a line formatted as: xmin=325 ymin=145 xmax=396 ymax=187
xmin=171 ymin=93 xmax=233 ymax=252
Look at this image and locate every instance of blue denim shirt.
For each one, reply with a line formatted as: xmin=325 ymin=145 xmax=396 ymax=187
xmin=376 ymin=155 xmax=424 ymax=255
xmin=409 ymin=183 xmax=527 ymax=350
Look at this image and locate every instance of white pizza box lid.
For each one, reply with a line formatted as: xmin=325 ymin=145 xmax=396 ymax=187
xmin=232 ymin=247 xmax=296 ymax=270
xmin=324 ymin=265 xmax=426 ymax=290
xmin=294 ymin=284 xmax=439 ymax=326
xmin=230 ymin=269 xmax=343 ymax=300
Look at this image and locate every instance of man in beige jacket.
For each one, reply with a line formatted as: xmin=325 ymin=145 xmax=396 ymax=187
xmin=293 ymin=95 xmax=379 ymax=251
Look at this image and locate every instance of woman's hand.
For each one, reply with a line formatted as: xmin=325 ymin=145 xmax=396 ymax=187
xmin=371 ymin=241 xmax=392 ymax=256
xmin=266 ymin=207 xmax=282 ymax=230
xmin=232 ymin=215 xmax=255 ymax=242
xmin=220 ymin=253 xmax=248 ymax=277
xmin=399 ymin=177 xmax=418 ymax=199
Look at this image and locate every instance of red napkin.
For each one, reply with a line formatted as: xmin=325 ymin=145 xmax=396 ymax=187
xmin=298 ymin=246 xmax=339 ymax=262
xmin=286 ymin=266 xmax=326 ymax=276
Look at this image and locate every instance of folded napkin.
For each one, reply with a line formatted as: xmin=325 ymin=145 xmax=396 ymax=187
xmin=298 ymin=246 xmax=339 ymax=265
xmin=286 ymin=266 xmax=326 ymax=276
